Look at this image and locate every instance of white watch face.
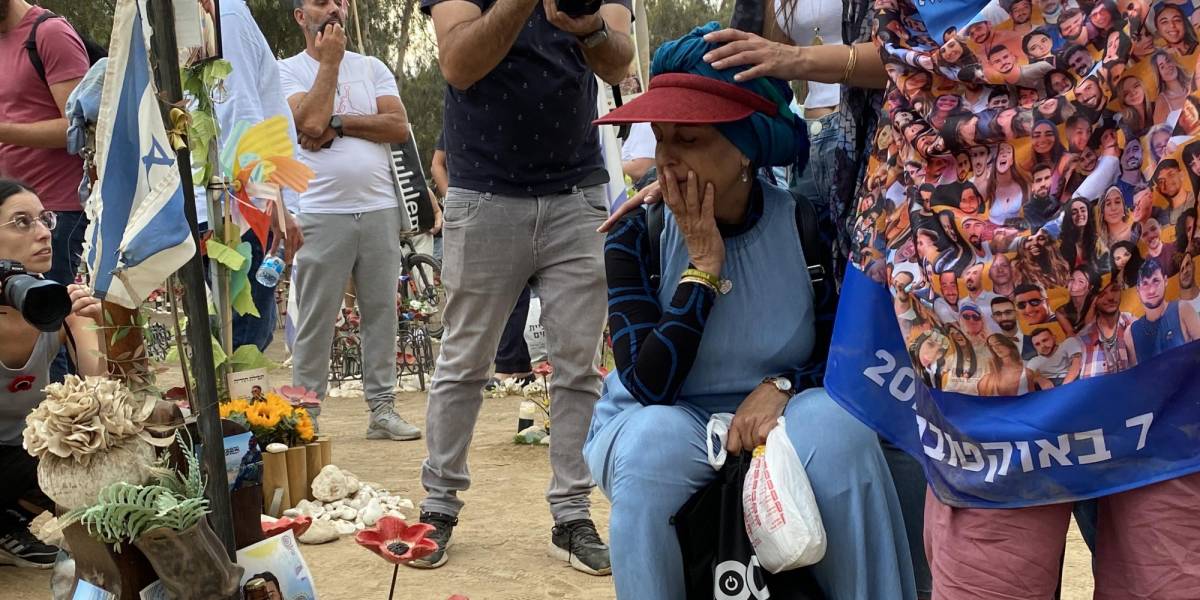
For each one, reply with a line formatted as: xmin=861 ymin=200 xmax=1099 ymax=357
xmin=776 ymin=378 xmax=792 ymax=392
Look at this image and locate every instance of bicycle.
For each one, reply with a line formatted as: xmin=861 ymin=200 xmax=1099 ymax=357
xmin=399 ymin=234 xmax=445 ymax=339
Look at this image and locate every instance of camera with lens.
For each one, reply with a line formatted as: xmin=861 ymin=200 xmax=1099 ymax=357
xmin=0 ymin=260 xmax=72 ymax=332
xmin=556 ymin=0 xmax=602 ymax=17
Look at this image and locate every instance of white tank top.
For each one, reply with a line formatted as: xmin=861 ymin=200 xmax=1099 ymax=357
xmin=775 ymin=0 xmax=844 ymax=110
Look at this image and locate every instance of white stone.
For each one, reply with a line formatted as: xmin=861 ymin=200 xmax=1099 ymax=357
xmin=316 ymin=513 xmax=332 ymax=521
xmin=360 ymin=499 xmax=384 ymax=526
xmin=339 ymin=507 xmax=357 ymax=521
xmin=329 ymin=500 xmax=344 ymax=509
xmin=293 ymin=499 xmax=316 ymax=517
xmin=311 ymin=505 xmax=325 ymax=518
xmin=311 ymin=465 xmax=351 ymax=502
xmin=298 ymin=520 xmax=339 ymax=544
xmin=282 ymin=509 xmax=301 ymax=518
xmin=265 ymin=443 xmax=289 ymax=454
xmin=347 ymin=495 xmax=366 ymax=510
xmin=333 ymin=520 xmax=356 ymax=536
xmin=396 ymin=499 xmax=415 ymax=511
xmin=355 ymin=522 xmax=366 ymax=530
xmin=386 ymin=510 xmax=405 ymax=521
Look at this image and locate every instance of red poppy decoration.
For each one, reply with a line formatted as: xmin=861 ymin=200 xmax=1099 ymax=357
xmin=262 ymin=515 xmax=311 ymax=539
xmin=354 ymin=517 xmax=437 ymax=565
xmin=533 ymin=362 xmax=554 ymax=378
xmin=8 ymin=375 xmax=36 ymax=393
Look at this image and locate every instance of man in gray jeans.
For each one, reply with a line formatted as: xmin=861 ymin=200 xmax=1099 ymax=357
xmin=415 ymin=0 xmax=633 ymax=575
xmin=279 ymin=0 xmax=420 ymax=441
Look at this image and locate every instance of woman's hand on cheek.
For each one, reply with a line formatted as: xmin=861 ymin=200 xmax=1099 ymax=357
xmin=663 ymin=168 xmax=725 ymax=275
xmin=68 ymin=284 xmax=102 ymax=321
xmin=726 ymin=383 xmax=789 ymax=455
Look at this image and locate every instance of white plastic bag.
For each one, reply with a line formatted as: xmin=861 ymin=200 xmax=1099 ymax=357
xmin=704 ymin=413 xmax=735 ymax=470
xmin=524 ymin=295 xmax=548 ymax=363
xmin=743 ymin=417 xmax=827 ymax=573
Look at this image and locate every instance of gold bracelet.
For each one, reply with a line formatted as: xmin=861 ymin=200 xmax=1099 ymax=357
xmin=680 ymin=276 xmax=719 ymax=293
xmin=682 ymin=268 xmax=720 ymax=289
xmin=840 ymin=45 xmax=858 ymax=85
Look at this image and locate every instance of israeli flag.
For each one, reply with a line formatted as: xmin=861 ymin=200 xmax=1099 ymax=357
xmin=83 ymin=0 xmax=195 ymax=309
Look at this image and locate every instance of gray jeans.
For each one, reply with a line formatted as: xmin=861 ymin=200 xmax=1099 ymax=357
xmin=291 ymin=208 xmax=403 ymax=413
xmin=421 ymin=185 xmax=608 ymax=523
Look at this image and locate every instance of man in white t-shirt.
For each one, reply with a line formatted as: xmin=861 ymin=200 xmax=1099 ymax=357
xmin=279 ymin=0 xmax=419 ymax=441
xmin=619 ymin=121 xmax=655 ymax=182
xmin=1026 ymin=328 xmax=1082 ymax=387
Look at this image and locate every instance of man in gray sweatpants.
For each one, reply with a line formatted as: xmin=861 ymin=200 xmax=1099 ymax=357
xmin=414 ymin=0 xmax=634 ymax=576
xmin=278 ymin=0 xmax=420 ymax=440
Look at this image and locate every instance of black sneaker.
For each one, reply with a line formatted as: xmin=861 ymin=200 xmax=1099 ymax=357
xmin=407 ymin=511 xmax=456 ymax=569
xmin=549 ymin=519 xmax=611 ymax=576
xmin=0 ymin=527 xmax=58 ymax=569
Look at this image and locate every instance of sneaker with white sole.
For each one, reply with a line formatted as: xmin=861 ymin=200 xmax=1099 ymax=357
xmin=548 ymin=519 xmax=611 ymax=576
xmin=406 ymin=511 xmax=456 ymax=569
xmin=0 ymin=527 xmax=58 ymax=569
xmin=365 ymin=406 xmax=421 ymax=441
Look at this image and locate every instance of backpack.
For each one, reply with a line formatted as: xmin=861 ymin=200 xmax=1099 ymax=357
xmin=643 ymin=173 xmax=838 ymax=391
xmin=26 ymin=11 xmax=108 ymax=85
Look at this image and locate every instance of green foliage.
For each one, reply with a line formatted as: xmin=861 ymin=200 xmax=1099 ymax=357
xmin=62 ymin=432 xmax=210 ymax=551
xmin=35 ymin=0 xmax=117 ymax=46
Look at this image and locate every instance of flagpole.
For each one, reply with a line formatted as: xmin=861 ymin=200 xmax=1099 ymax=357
xmin=146 ymin=0 xmax=237 ymax=557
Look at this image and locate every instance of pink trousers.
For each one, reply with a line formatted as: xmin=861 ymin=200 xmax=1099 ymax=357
xmin=924 ymin=473 xmax=1200 ymax=599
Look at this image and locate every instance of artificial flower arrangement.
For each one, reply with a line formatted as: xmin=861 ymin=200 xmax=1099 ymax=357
xmin=399 ymin=298 xmax=438 ymax=322
xmin=220 ymin=391 xmax=315 ymax=447
xmin=22 ymin=375 xmax=174 ymax=510
xmin=220 ymin=387 xmax=328 ymax=516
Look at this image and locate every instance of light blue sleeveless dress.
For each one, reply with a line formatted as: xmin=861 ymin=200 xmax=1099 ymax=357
xmin=584 ymin=181 xmax=916 ymax=600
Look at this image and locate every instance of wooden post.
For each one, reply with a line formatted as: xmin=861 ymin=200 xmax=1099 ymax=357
xmin=146 ymin=0 xmax=236 ymax=556
xmin=99 ymin=303 xmax=150 ymax=391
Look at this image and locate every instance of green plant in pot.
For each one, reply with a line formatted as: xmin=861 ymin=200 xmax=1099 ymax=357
xmin=62 ymin=434 xmax=244 ymax=599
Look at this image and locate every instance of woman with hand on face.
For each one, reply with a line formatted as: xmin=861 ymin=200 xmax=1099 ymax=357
xmin=0 ymin=180 xmax=104 ymax=569
xmin=585 ymin=24 xmax=916 ymax=600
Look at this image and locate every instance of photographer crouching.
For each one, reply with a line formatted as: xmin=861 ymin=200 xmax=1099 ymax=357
xmin=0 ymin=179 xmax=103 ymax=568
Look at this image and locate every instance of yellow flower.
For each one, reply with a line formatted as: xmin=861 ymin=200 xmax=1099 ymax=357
xmin=219 ymin=398 xmax=250 ymax=419
xmin=296 ymin=408 xmax=315 ymax=443
xmin=246 ymin=401 xmax=281 ymax=429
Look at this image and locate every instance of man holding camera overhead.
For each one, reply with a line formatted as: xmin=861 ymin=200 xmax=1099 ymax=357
xmin=279 ymin=0 xmax=421 ymax=442
xmin=414 ymin=0 xmax=633 ymax=574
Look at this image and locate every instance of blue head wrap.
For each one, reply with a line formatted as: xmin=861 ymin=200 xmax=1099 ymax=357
xmin=650 ymin=22 xmax=808 ymax=168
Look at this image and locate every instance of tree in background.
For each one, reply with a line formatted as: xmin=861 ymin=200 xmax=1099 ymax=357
xmin=34 ymin=0 xmax=732 ymax=187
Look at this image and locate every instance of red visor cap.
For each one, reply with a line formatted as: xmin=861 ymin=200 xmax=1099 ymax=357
xmin=595 ymin=72 xmax=778 ymax=125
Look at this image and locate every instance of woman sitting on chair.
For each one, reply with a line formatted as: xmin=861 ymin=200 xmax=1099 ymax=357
xmin=584 ymin=24 xmax=916 ymax=600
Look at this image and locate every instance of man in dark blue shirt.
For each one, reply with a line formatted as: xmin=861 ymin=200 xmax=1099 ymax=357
xmin=414 ymin=0 xmax=633 ymax=575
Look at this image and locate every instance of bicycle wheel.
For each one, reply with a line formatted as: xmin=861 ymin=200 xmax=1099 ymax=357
xmin=405 ymin=253 xmax=445 ymax=339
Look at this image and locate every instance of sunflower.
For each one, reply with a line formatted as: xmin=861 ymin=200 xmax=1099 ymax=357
xmin=246 ymin=401 xmax=282 ymax=430
xmin=296 ymin=408 xmax=315 ymax=443
xmin=219 ymin=398 xmax=250 ymax=419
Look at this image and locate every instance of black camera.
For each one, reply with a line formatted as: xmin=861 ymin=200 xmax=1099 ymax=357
xmin=0 ymin=260 xmax=72 ymax=332
xmin=557 ymin=0 xmax=602 ymax=17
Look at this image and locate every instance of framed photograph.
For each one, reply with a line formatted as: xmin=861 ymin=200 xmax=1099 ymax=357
xmin=175 ymin=0 xmax=222 ymax=68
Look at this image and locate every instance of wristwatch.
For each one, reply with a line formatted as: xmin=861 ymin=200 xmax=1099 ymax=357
xmin=579 ymin=20 xmax=609 ymax=49
xmin=762 ymin=376 xmax=794 ymax=397
xmin=329 ymin=115 xmax=345 ymax=138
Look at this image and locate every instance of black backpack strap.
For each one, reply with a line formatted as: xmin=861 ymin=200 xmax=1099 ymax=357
xmin=25 ymin=11 xmax=58 ymax=85
xmin=793 ymin=190 xmax=838 ymax=390
xmin=646 ymin=200 xmax=664 ymax=292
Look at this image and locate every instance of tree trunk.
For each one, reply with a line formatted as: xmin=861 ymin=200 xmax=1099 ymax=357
xmin=396 ymin=0 xmax=418 ymax=77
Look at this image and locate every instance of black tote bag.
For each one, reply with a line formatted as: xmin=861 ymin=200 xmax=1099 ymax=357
xmin=673 ymin=453 xmax=825 ymax=600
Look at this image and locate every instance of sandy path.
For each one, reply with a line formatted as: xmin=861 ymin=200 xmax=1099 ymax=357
xmin=0 ymin=348 xmax=1095 ymax=599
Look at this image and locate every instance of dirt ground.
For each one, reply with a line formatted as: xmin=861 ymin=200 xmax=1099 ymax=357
xmin=0 ymin=344 xmax=1095 ymax=599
